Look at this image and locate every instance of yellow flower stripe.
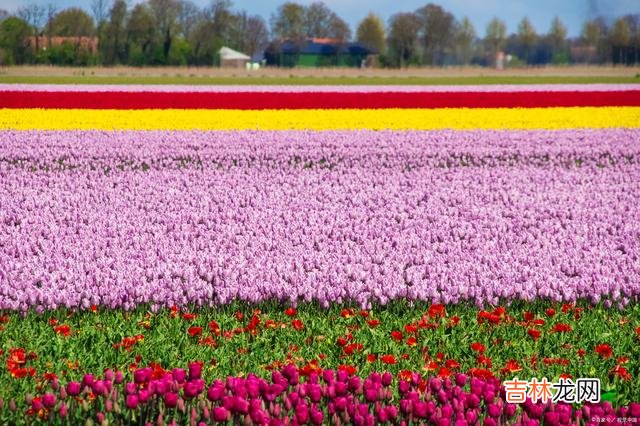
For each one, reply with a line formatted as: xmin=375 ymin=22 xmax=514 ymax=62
xmin=1 ymin=107 xmax=638 ymax=130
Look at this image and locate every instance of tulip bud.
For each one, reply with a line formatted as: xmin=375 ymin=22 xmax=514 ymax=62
xmin=188 ymin=363 xmax=202 ymax=380
xmin=66 ymin=382 xmax=81 ymax=397
xmin=213 ymin=407 xmax=229 ymax=422
xmin=138 ymin=390 xmax=151 ymax=404
xmin=311 ymin=409 xmax=324 ymax=425
xmin=125 ymin=382 xmax=137 ymax=395
xmin=133 ymin=369 xmax=148 ymax=384
xmin=104 ymin=369 xmax=114 ymax=381
xmin=454 ymin=374 xmax=467 ymax=387
xmin=164 ymin=392 xmax=178 ymax=409
xmin=171 ymin=368 xmax=186 ymax=384
xmin=83 ymin=374 xmax=95 ymax=388
xmin=42 ymin=393 xmax=56 ymax=409
xmin=126 ymin=394 xmax=139 ymax=410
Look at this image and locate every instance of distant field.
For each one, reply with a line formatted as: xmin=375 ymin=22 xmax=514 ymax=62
xmin=1 ymin=65 xmax=639 ymax=85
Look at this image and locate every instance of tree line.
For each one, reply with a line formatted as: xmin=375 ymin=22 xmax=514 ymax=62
xmin=0 ymin=0 xmax=638 ymax=67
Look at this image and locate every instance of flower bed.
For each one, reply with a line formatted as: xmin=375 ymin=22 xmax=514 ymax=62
xmin=1 ymin=130 xmax=639 ymax=311
xmin=0 ymin=84 xmax=639 ymax=424
xmin=8 ymin=363 xmax=640 ymax=425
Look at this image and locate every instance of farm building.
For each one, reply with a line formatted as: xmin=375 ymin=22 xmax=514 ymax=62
xmin=26 ymin=36 xmax=99 ymax=53
xmin=264 ymin=38 xmax=377 ymax=68
xmin=218 ymin=46 xmax=251 ymax=68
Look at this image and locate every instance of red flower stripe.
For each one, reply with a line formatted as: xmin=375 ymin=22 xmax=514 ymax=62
xmin=1 ymin=90 xmax=639 ymax=109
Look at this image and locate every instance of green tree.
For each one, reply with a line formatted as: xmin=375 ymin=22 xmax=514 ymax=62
xmin=387 ymin=12 xmax=421 ymax=67
xmin=517 ymin=17 xmax=536 ymax=64
xmin=416 ymin=3 xmax=455 ymax=65
xmin=104 ymin=0 xmax=127 ymax=64
xmin=0 ymin=16 xmax=33 ymax=64
xmin=356 ymin=13 xmax=386 ymax=54
xmin=127 ymin=3 xmax=156 ymax=64
xmin=455 ymin=16 xmax=475 ymax=65
xmin=49 ymin=8 xmax=95 ymax=37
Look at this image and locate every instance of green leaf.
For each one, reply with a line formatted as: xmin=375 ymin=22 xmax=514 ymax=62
xmin=600 ymin=391 xmax=618 ymax=403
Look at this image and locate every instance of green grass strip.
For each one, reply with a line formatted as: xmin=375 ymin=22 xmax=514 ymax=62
xmin=0 ymin=75 xmax=639 ymax=85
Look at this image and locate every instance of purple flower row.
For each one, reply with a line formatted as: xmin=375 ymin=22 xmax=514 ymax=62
xmin=1 ymin=129 xmax=639 ymax=311
xmin=11 ymin=363 xmax=640 ymax=425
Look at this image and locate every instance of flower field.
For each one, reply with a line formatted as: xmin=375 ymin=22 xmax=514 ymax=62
xmin=0 ymin=84 xmax=639 ymax=424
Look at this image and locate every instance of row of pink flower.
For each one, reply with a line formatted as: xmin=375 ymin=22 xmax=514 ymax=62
xmin=1 ymin=84 xmax=639 ymax=93
xmin=7 ymin=363 xmax=639 ymax=425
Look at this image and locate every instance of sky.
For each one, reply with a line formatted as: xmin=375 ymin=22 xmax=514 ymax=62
xmin=2 ymin=0 xmax=638 ymax=37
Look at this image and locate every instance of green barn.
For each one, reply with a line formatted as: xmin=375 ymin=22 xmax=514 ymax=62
xmin=265 ymin=38 xmax=377 ymax=68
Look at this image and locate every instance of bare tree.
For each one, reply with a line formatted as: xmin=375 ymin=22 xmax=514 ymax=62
xmin=187 ymin=0 xmax=233 ymax=64
xmin=238 ymin=13 xmax=269 ymax=57
xmin=271 ymin=2 xmax=305 ymax=42
xmin=208 ymin=0 xmax=234 ymax=39
xmin=455 ymin=16 xmax=475 ymax=65
xmin=44 ymin=3 xmax=57 ymax=49
xmin=517 ymin=17 xmax=537 ymax=64
xmin=485 ymin=17 xmax=506 ymax=63
xmin=416 ymin=3 xmax=455 ymax=65
xmin=301 ymin=2 xmax=350 ymax=41
xmin=610 ymin=17 xmax=631 ymax=63
xmin=177 ymin=0 xmax=200 ymax=39
xmin=581 ymin=17 xmax=608 ymax=63
xmin=104 ymin=0 xmax=127 ymax=64
xmin=127 ymin=3 xmax=156 ymax=61
xmin=148 ymin=0 xmax=181 ymax=62
xmin=548 ymin=16 xmax=567 ymax=55
xmin=388 ymin=12 xmax=422 ymax=67
xmin=18 ymin=3 xmax=46 ymax=51
xmin=91 ymin=0 xmax=110 ymax=25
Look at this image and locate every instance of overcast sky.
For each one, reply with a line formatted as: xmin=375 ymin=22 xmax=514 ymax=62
xmin=2 ymin=0 xmax=638 ymax=37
